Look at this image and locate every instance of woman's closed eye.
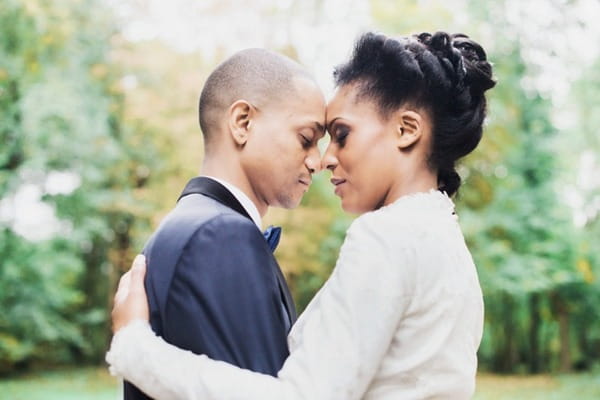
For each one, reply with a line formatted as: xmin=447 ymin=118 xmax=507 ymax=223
xmin=333 ymin=125 xmax=349 ymax=146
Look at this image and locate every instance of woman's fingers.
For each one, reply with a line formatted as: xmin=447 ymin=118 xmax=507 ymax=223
xmin=114 ymin=271 xmax=131 ymax=305
xmin=111 ymin=254 xmax=151 ymax=333
xmin=130 ymin=254 xmax=147 ymax=294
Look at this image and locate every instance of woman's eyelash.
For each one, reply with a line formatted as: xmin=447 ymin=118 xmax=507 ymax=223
xmin=335 ymin=127 xmax=349 ymax=143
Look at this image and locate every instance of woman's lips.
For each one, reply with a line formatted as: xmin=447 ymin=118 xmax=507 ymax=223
xmin=330 ymin=177 xmax=346 ymax=195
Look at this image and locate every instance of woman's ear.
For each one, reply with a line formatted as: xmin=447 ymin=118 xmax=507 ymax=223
xmin=395 ymin=110 xmax=423 ymax=149
xmin=227 ymin=100 xmax=255 ymax=146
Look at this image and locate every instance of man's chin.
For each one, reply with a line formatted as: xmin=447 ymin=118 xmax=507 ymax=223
xmin=275 ymin=194 xmax=303 ymax=210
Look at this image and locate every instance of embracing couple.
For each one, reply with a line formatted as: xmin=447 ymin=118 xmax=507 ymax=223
xmin=106 ymin=30 xmax=496 ymax=399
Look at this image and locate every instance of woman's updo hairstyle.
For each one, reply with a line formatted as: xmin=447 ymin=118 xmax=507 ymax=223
xmin=333 ymin=31 xmax=496 ymax=196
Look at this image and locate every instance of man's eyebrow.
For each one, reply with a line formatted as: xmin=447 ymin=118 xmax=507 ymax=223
xmin=313 ymin=121 xmax=325 ymax=137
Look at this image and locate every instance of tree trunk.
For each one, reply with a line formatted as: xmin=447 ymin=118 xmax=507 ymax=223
xmin=496 ymin=293 xmax=519 ymax=372
xmin=529 ymin=292 xmax=541 ymax=373
xmin=557 ymin=301 xmax=571 ymax=372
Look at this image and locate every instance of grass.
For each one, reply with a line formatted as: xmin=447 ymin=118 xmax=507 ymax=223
xmin=0 ymin=367 xmax=599 ymax=399
xmin=0 ymin=367 xmax=121 ymax=400
xmin=474 ymin=371 xmax=600 ymax=399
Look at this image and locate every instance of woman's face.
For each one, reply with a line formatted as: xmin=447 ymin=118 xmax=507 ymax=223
xmin=322 ymin=84 xmax=402 ymax=214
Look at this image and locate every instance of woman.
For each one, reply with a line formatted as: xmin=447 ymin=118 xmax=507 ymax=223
xmin=107 ymin=31 xmax=496 ymax=399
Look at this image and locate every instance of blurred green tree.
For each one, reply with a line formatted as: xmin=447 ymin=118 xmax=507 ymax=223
xmin=456 ymin=0 xmax=598 ymax=373
xmin=0 ymin=0 xmax=160 ymax=373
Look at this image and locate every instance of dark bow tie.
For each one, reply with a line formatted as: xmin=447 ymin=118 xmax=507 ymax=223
xmin=263 ymin=225 xmax=282 ymax=252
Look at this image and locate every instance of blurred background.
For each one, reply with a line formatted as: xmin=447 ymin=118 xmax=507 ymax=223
xmin=1 ymin=0 xmax=599 ymax=398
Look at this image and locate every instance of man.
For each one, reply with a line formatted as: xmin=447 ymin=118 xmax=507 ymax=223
xmin=123 ymin=48 xmax=326 ymax=399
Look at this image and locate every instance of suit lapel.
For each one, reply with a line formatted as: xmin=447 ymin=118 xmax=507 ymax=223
xmin=179 ymin=176 xmax=296 ymax=327
xmin=273 ymin=264 xmax=297 ymax=324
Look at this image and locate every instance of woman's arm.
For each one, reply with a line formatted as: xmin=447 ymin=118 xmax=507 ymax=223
xmin=107 ymin=319 xmax=290 ymax=400
xmin=107 ymin=216 xmax=415 ymax=400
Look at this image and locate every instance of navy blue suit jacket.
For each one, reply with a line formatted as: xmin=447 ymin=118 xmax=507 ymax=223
xmin=124 ymin=177 xmax=296 ymax=399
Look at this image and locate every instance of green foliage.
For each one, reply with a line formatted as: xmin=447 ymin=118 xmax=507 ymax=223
xmin=456 ymin=2 xmax=599 ymax=373
xmin=0 ymin=0 xmax=160 ymax=373
xmin=0 ymin=230 xmax=85 ymax=372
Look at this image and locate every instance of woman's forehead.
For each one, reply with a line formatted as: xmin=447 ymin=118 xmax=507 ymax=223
xmin=326 ymin=85 xmax=382 ymax=122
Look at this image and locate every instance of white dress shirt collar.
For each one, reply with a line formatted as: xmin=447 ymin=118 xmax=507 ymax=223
xmin=204 ymin=176 xmax=262 ymax=228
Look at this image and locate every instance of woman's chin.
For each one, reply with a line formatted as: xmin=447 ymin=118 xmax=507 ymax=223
xmin=340 ymin=198 xmax=368 ymax=215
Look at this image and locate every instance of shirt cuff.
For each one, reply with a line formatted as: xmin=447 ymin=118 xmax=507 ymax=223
xmin=105 ymin=319 xmax=153 ymax=377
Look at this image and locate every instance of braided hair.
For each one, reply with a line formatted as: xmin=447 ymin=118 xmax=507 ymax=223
xmin=333 ymin=31 xmax=496 ymax=196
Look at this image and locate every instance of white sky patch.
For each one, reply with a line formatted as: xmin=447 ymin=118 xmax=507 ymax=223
xmin=120 ymin=74 xmax=139 ymax=91
xmin=578 ymin=151 xmax=600 ymax=192
xmin=563 ymin=151 xmax=600 ymax=227
xmin=505 ymin=0 xmax=600 ymax=99
xmin=105 ymin=0 xmax=372 ymax=96
xmin=0 ymin=185 xmax=62 ymax=241
xmin=1 ymin=172 xmax=81 ymax=242
xmin=45 ymin=171 xmax=82 ymax=196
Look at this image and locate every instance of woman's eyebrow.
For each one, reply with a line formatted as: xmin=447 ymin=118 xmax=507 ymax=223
xmin=326 ymin=117 xmax=342 ymax=133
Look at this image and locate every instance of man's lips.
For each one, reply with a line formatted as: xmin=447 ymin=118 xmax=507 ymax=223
xmin=298 ymin=178 xmax=311 ymax=186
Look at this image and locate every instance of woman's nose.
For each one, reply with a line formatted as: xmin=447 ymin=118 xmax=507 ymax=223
xmin=321 ymin=142 xmax=338 ymax=171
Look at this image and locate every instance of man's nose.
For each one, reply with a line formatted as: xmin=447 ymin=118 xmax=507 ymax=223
xmin=305 ymin=146 xmax=322 ymax=174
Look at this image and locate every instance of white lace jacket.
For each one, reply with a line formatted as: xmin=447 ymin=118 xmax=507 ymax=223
xmin=106 ymin=190 xmax=484 ymax=399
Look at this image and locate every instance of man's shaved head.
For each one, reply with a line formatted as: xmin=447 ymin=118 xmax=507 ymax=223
xmin=196 ymin=48 xmax=325 ymax=214
xmin=199 ymin=48 xmax=312 ymax=147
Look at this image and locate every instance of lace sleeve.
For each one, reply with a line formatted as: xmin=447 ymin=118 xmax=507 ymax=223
xmin=106 ymin=320 xmax=206 ymax=399
xmin=106 ymin=319 xmax=295 ymax=400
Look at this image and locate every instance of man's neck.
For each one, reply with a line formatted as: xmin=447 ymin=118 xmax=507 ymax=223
xmin=201 ymin=158 xmax=268 ymax=217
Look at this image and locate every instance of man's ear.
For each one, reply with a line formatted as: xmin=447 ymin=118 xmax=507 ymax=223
xmin=395 ymin=110 xmax=424 ymax=150
xmin=228 ymin=100 xmax=255 ymax=146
